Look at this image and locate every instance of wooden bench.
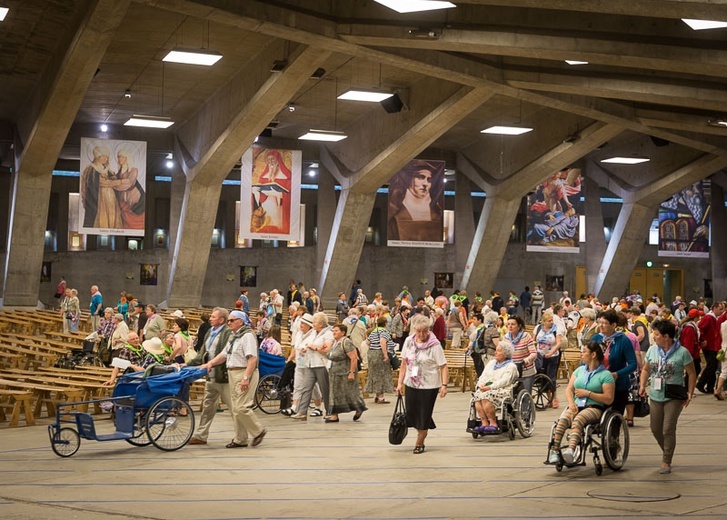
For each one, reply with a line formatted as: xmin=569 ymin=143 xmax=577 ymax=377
xmin=0 ymin=389 xmax=35 ymax=427
xmin=444 ymin=349 xmax=476 ymax=392
xmin=0 ymin=378 xmax=84 ymax=419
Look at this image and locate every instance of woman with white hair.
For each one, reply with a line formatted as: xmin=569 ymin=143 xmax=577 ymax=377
xmin=292 ymin=312 xmax=334 ymax=420
xmin=396 ymin=314 xmax=448 ymax=454
xmin=483 ymin=310 xmax=501 ymax=358
xmin=471 ymin=343 xmax=519 ymax=433
xmin=110 ymin=313 xmax=129 ymax=356
xmin=577 ymin=308 xmax=599 ymax=352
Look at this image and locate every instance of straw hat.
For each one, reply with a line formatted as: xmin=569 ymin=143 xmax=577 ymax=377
xmin=301 ymin=313 xmax=314 ymax=327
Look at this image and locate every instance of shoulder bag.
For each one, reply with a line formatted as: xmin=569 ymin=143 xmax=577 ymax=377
xmin=388 ymin=393 xmax=408 ymax=445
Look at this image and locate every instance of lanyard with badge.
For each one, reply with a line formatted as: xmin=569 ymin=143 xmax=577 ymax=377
xmin=653 ymin=341 xmax=679 ymax=391
xmin=576 ymin=364 xmax=605 ymax=407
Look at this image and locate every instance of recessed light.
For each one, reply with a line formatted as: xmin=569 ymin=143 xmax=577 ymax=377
xmin=100 ymin=124 xmax=108 ymax=132
xmin=565 ymin=60 xmax=589 ymax=65
xmin=374 ymin=0 xmax=455 ymax=14
xmin=299 ymin=130 xmax=348 ymax=142
xmin=682 ymin=19 xmax=727 ymax=30
xmin=338 ymin=90 xmax=394 ymax=102
xmin=481 ymin=126 xmax=533 ymax=136
xmin=124 ymin=116 xmax=174 ymax=129
xmin=162 ymin=48 xmax=223 ymax=66
xmin=444 ymin=169 xmax=455 ymax=176
xmin=600 ymin=157 xmax=650 ymax=164
xmin=0 ymin=7 xmax=8 ymax=21
xmin=165 ymin=160 xmax=174 ymax=169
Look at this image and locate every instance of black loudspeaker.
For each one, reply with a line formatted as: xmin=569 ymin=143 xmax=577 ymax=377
xmin=650 ymin=136 xmax=670 ymax=147
xmin=381 ymin=93 xmax=405 ymax=113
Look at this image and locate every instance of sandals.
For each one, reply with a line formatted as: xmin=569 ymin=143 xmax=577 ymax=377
xmin=627 ymin=420 xmax=635 ymax=427
xmin=310 ymin=408 xmax=324 ymax=417
xmin=413 ymin=445 xmax=425 ymax=454
xmin=225 ymin=440 xmax=248 ymax=449
xmin=550 ymin=398 xmax=560 ymax=409
xmin=374 ymin=397 xmax=390 ymax=404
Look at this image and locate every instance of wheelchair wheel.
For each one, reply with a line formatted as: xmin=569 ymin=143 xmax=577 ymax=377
xmin=51 ymin=427 xmax=80 ymax=457
xmin=515 ymin=390 xmax=536 ymax=438
xmin=255 ymin=374 xmax=282 ymax=414
xmin=126 ymin=414 xmax=158 ymax=447
xmin=602 ymin=411 xmax=629 ymax=471
xmin=531 ymin=374 xmax=554 ymax=410
xmin=145 ymin=397 xmax=195 ymax=451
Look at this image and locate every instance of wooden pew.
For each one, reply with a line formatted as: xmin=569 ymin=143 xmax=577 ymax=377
xmin=0 ymin=378 xmax=83 ymax=419
xmin=0 ymin=389 xmax=35 ymax=427
xmin=444 ymin=349 xmax=476 ymax=392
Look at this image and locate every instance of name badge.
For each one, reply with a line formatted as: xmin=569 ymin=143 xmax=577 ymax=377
xmin=410 ymin=366 xmax=419 ymax=377
xmin=653 ymin=377 xmax=663 ymax=391
xmin=576 ymin=396 xmax=587 ymax=407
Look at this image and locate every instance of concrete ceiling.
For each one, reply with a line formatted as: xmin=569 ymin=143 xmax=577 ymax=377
xmin=2 ymin=0 xmax=727 ymax=191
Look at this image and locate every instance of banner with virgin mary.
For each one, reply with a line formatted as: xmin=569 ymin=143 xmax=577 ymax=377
xmin=239 ymin=146 xmax=301 ymax=241
xmin=79 ymin=138 xmax=147 ymax=236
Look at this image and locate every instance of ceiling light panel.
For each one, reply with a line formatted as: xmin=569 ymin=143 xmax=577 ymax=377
xmin=162 ymin=49 xmax=223 ymax=66
xmin=600 ymin=157 xmax=650 ymax=164
xmin=0 ymin=7 xmax=8 ymax=21
xmin=565 ymin=60 xmax=589 ymax=65
xmin=682 ymin=19 xmax=727 ymax=30
xmin=299 ymin=130 xmax=348 ymax=142
xmin=481 ymin=126 xmax=533 ymax=136
xmin=124 ymin=116 xmax=174 ymax=129
xmin=338 ymin=90 xmax=394 ymax=102
xmin=374 ymin=0 xmax=456 ymax=14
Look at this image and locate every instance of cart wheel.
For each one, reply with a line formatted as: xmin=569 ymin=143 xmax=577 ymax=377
xmin=595 ymin=462 xmax=603 ymax=476
xmin=51 ymin=427 xmax=80 ymax=457
xmin=471 ymin=432 xmax=479 ymax=439
xmin=602 ymin=411 xmax=629 ymax=471
xmin=255 ymin=374 xmax=282 ymax=415
xmin=555 ymin=463 xmax=563 ymax=472
xmin=515 ymin=390 xmax=536 ymax=438
xmin=508 ymin=424 xmax=516 ymax=440
xmin=146 ymin=397 xmax=194 ymax=451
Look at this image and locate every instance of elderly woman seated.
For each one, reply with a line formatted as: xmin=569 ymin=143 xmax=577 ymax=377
xmin=472 ymin=343 xmax=519 ymax=433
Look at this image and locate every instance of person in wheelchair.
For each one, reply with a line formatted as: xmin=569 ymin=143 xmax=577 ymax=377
xmin=471 ymin=343 xmax=519 ymax=434
xmin=548 ymin=340 xmax=614 ymax=464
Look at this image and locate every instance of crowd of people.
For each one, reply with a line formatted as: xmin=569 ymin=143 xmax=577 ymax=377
xmin=60 ymin=275 xmax=726 ymax=470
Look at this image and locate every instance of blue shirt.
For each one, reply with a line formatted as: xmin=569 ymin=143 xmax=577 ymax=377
xmin=591 ymin=332 xmax=637 ymax=393
xmin=90 ymin=292 xmax=103 ymax=315
xmin=237 ymin=294 xmax=249 ymax=312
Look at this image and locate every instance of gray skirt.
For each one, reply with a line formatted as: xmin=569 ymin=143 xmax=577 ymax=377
xmin=365 ymin=349 xmax=394 ymax=394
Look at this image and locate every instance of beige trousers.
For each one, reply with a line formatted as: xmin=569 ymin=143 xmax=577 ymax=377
xmin=228 ymin=369 xmax=264 ymax=444
xmin=193 ymin=381 xmax=232 ymax=442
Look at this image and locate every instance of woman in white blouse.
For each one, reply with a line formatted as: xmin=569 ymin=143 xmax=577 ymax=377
xmin=396 ymin=315 xmax=449 ymax=454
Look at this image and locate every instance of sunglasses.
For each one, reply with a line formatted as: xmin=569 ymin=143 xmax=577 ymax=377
xmin=227 ymin=318 xmax=241 ymax=323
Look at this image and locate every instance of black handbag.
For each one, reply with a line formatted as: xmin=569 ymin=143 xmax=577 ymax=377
xmin=388 ymin=394 xmax=408 ymax=445
xmin=665 ymin=383 xmax=688 ymax=400
xmin=389 ymin=351 xmax=401 ymax=371
xmin=633 ymin=397 xmax=650 ymax=417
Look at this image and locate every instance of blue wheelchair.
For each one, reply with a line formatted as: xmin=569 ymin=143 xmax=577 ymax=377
xmin=48 ymin=367 xmax=206 ymax=457
xmin=254 ymin=350 xmax=287 ymax=414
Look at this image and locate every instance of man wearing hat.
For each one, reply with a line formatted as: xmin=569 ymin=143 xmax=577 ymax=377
xmin=187 ymin=307 xmax=234 ymax=445
xmin=202 ymin=310 xmax=267 ymax=448
xmin=103 ymin=332 xmax=146 ymax=386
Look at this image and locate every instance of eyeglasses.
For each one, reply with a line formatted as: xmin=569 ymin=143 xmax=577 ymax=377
xmin=227 ymin=318 xmax=240 ymax=323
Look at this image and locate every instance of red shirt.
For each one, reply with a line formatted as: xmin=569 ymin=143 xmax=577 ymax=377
xmin=432 ymin=315 xmax=446 ymax=341
xmin=698 ymin=313 xmax=721 ymax=351
xmin=680 ymin=321 xmax=700 ymax=359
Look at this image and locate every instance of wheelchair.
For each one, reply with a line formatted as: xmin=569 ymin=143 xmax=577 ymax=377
xmin=466 ymin=379 xmax=536 ymax=440
xmin=531 ymin=373 xmax=555 ymax=410
xmin=543 ymin=407 xmax=629 ymax=475
xmin=253 ymin=350 xmax=287 ymax=414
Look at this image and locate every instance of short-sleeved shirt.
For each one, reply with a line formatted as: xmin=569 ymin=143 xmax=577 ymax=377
xmin=222 ymin=330 xmax=258 ymax=369
xmin=367 ymin=327 xmax=392 ymax=350
xmin=401 ymin=335 xmax=447 ymax=389
xmin=308 ymin=327 xmax=334 ymax=368
xmin=90 ymin=292 xmax=103 ymax=314
xmin=573 ymin=365 xmax=615 ymax=407
xmin=644 ymin=344 xmax=694 ymax=402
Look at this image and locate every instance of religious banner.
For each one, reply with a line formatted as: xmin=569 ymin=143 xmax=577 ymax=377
xmin=387 ymin=159 xmax=445 ymax=248
xmin=79 ymin=138 xmax=147 ymax=236
xmin=526 ymin=168 xmax=583 ymax=253
xmin=658 ymin=180 xmax=711 ymax=258
xmin=239 ymin=146 xmax=301 ymax=241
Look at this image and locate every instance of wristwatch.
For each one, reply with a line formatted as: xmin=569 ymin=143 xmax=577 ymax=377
xmin=243 ymin=375 xmax=249 ymax=381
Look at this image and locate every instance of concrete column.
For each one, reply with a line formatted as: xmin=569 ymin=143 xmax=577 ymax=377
xmin=454 ymin=172 xmax=475 ymax=268
xmin=315 ymin=167 xmax=336 ymax=288
xmin=584 ymin=165 xmax=607 ymax=293
xmin=2 ymin=0 xmax=130 ymax=306
xmin=168 ymin=166 xmax=186 ymax=257
xmin=710 ymin=180 xmax=727 ymax=298
xmin=593 ymin=202 xmax=655 ymax=299
xmin=460 ymin=196 xmax=521 ymax=295
xmin=319 ymin=190 xmax=377 ymax=308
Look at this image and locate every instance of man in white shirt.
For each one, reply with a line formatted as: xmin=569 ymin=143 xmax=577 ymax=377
xmin=202 ymin=310 xmax=266 ymax=448
xmin=271 ymin=289 xmax=284 ymax=325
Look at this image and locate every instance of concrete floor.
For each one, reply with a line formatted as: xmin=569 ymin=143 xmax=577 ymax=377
xmin=0 ymin=390 xmax=725 ymax=520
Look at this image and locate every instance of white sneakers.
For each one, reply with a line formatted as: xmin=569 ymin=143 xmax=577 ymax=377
xmin=548 ymin=450 xmax=559 ymax=464
xmin=561 ymin=448 xmax=575 ymax=464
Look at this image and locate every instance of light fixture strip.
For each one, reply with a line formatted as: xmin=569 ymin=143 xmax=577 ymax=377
xmin=682 ymin=18 xmax=727 ymax=30
xmin=299 ymin=130 xmax=348 ymax=142
xmin=481 ymin=126 xmax=533 ymax=136
xmin=0 ymin=7 xmax=8 ymax=21
xmin=124 ymin=116 xmax=175 ymax=129
xmin=337 ymin=90 xmax=394 ymax=102
xmin=162 ymin=49 xmax=223 ymax=66
xmin=374 ymin=0 xmax=456 ymax=14
xmin=600 ymin=157 xmax=650 ymax=165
